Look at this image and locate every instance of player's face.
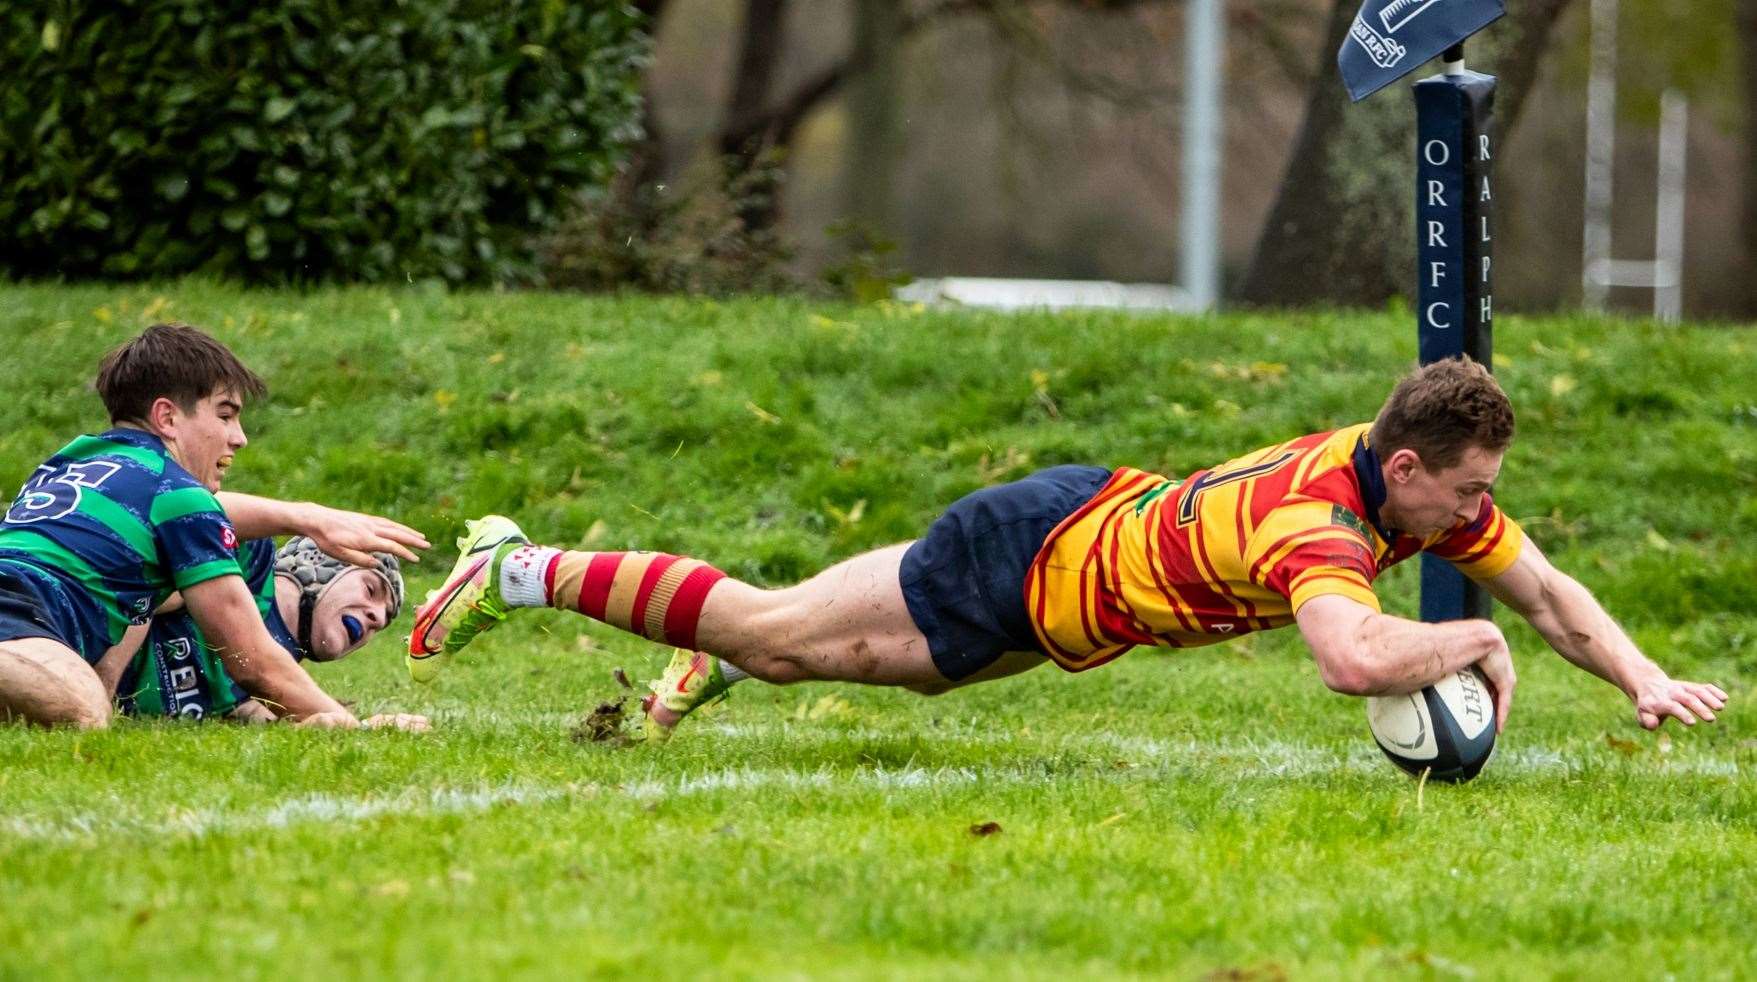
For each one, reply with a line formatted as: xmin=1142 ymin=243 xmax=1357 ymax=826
xmin=307 ymin=568 xmax=396 ymax=661
xmin=164 ymin=389 xmax=249 ymax=492
xmin=1382 ymin=444 xmax=1503 ymax=536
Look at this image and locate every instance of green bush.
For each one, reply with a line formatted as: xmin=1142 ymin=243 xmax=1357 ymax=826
xmin=1 ymin=1 xmax=648 ymax=284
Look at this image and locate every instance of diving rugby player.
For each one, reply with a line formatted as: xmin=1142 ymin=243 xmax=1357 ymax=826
xmin=408 ymin=358 xmax=1727 ymax=741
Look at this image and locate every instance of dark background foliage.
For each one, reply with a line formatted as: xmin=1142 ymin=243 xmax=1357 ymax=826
xmin=0 ymin=0 xmax=648 ymax=284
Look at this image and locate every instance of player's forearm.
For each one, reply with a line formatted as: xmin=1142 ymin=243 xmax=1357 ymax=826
xmin=1525 ymin=572 xmax=1661 ymax=698
xmin=1348 ymin=614 xmax=1504 ymax=695
xmin=214 ymin=491 xmax=320 ymax=541
xmin=219 ymin=643 xmax=350 ymax=721
xmin=189 ymin=583 xmax=352 ymax=721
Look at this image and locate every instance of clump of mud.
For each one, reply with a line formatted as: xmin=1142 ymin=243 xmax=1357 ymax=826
xmin=571 ymin=698 xmax=632 ymax=745
xmin=568 ymin=668 xmax=640 ymax=746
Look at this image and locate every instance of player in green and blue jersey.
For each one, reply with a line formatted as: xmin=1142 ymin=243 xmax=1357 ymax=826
xmin=0 ymin=323 xmax=427 ymax=728
xmin=119 ymin=536 xmax=423 ymax=729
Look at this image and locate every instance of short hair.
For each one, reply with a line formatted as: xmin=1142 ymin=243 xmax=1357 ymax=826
xmin=1369 ymin=357 xmax=1514 ymax=470
xmin=94 ymin=323 xmax=267 ymax=423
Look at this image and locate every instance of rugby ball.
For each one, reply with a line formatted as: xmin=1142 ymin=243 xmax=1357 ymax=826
xmin=1365 ymin=665 xmax=1496 ymax=782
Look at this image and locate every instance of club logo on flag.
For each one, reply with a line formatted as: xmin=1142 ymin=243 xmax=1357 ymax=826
xmin=1350 ymin=17 xmax=1406 ymax=69
xmin=1338 ymin=0 xmax=1504 ymax=102
xmin=1379 ymin=0 xmax=1443 ymax=33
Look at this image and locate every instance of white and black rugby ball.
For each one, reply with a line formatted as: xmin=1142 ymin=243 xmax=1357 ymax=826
xmin=1365 ymin=665 xmax=1496 ymax=782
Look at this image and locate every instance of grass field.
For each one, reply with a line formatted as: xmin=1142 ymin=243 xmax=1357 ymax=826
xmin=1 ymin=282 xmax=1753 ymax=979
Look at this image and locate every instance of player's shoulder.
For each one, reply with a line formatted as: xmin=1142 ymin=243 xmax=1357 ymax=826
xmin=28 ymin=430 xmax=170 ymax=510
xmin=146 ymin=460 xmax=224 ymax=526
xmin=1256 ymin=497 xmax=1372 ymax=544
xmin=54 ymin=430 xmax=170 ymax=475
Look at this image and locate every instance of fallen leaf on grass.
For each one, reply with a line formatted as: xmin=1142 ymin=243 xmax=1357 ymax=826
xmin=612 ymin=668 xmax=633 ymax=691
xmin=794 ymin=693 xmax=859 ymax=722
xmin=968 ymin=821 xmax=1002 ymax=837
xmin=1604 ymin=733 xmax=1641 ymax=756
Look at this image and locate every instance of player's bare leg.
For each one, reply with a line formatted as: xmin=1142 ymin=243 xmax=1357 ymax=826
xmin=693 ymin=544 xmax=943 ymax=686
xmin=409 ymin=522 xmax=1049 ymax=737
xmin=0 ymin=637 xmax=112 ymax=728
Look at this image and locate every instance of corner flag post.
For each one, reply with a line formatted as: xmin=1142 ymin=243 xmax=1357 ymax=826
xmin=1413 ymin=42 xmax=1496 ymax=622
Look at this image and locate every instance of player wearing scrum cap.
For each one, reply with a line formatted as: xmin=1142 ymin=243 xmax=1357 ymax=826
xmin=120 ymin=537 xmax=425 ymax=730
xmin=0 ymin=323 xmax=428 ymax=728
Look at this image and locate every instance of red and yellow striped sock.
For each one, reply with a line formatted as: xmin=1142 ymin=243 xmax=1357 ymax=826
xmin=542 ymin=551 xmax=727 ymax=650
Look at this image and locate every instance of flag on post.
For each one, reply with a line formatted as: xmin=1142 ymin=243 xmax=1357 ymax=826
xmin=1338 ymin=0 xmax=1505 ymax=102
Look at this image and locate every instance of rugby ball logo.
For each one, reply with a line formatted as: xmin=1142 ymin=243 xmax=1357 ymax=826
xmin=1365 ymin=664 xmax=1496 ymax=781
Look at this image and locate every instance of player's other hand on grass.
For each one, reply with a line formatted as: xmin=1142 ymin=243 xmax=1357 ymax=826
xmin=301 ymin=504 xmax=430 ymax=567
xmin=292 ymin=710 xmax=361 ymax=729
xmin=1634 ymin=676 xmax=1728 ymax=730
xmin=363 ymin=713 xmax=432 ymax=733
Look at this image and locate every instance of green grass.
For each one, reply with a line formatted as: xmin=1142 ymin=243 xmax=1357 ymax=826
xmin=1 ymin=281 xmax=1753 ymax=979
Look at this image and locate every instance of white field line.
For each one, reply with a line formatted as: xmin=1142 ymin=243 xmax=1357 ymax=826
xmin=2 ymin=732 xmax=1741 ymax=844
xmin=436 ymin=710 xmax=1746 ymax=779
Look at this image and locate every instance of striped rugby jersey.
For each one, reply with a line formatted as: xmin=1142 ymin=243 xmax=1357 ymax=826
xmin=119 ymin=537 xmax=294 ymax=718
xmin=1023 ymin=423 xmax=1523 ymax=672
xmin=0 ymin=428 xmax=242 ymax=663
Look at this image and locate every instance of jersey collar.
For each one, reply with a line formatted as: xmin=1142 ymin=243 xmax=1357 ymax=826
xmin=1351 ymin=435 xmax=1399 ymax=543
xmin=100 ymin=426 xmax=170 ymax=453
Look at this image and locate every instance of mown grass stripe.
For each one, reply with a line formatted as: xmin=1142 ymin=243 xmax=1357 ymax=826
xmin=4 ymin=745 xmax=1743 ymax=844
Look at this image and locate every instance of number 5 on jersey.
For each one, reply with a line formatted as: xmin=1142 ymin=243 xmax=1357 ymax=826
xmin=6 ymin=460 xmax=123 ymax=525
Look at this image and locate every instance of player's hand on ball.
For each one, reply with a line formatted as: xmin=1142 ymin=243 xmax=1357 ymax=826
xmin=363 ymin=713 xmax=432 ymax=733
xmin=301 ymin=504 xmax=430 ymax=567
xmin=1473 ymin=624 xmax=1517 ymax=733
xmin=1634 ymin=676 xmax=1727 ymax=730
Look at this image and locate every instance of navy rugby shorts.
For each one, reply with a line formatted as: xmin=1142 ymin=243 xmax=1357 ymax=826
xmin=899 ymin=465 xmax=1112 ymax=681
xmin=0 ymin=566 xmax=75 ymax=653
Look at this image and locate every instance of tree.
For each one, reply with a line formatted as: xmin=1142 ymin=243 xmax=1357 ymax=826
xmin=1238 ymin=0 xmax=1580 ymax=307
xmin=626 ymin=0 xmax=1180 ymax=237
xmin=1739 ymin=0 xmax=1757 ymax=314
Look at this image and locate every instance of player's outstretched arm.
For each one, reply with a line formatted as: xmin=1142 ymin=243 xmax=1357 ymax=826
xmin=1296 ymin=594 xmax=1517 ymax=731
xmin=214 ymin=492 xmax=429 ymax=567
xmin=181 ymin=575 xmax=355 ymax=726
xmin=1482 ymin=541 xmax=1727 ymax=730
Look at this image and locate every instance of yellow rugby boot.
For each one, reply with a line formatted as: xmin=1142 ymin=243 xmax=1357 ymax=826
xmin=641 ymin=649 xmax=733 ymax=744
xmin=406 ymin=515 xmax=529 ymax=682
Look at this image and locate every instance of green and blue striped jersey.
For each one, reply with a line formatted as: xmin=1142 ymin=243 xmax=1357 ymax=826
xmin=119 ymin=537 xmax=298 ymax=719
xmin=0 ymin=428 xmax=242 ymax=663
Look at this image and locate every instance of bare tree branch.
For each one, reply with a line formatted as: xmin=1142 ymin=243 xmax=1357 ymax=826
xmin=723 ymin=0 xmax=997 ymax=153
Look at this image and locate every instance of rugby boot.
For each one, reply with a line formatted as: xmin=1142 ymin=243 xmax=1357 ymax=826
xmin=406 ymin=515 xmax=529 ymax=682
xmin=641 ymin=648 xmax=733 ymax=744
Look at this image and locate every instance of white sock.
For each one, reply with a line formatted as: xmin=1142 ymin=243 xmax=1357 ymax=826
xmin=719 ymin=659 xmax=750 ymax=684
xmin=499 ymin=545 xmax=561 ymax=608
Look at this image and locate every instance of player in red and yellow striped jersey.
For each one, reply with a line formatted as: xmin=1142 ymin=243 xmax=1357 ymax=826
xmin=1023 ymin=421 xmax=1522 ymax=673
xmin=413 ymin=358 xmax=1727 ymax=740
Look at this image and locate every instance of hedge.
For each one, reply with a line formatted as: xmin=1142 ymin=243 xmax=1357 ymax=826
xmin=1 ymin=1 xmax=648 ymax=283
